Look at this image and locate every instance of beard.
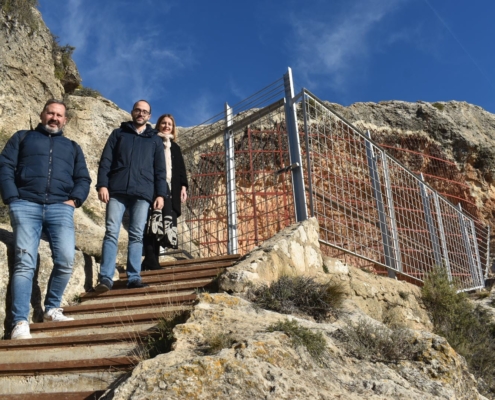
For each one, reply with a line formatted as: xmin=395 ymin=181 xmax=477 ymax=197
xmin=132 ymin=118 xmax=147 ymax=127
xmin=43 ymin=123 xmax=62 ymax=134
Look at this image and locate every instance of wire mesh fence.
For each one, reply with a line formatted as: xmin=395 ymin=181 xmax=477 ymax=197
xmin=301 ymin=89 xmax=487 ymax=290
xmin=169 ymin=71 xmax=488 ymax=292
xmin=177 ymin=79 xmax=296 ymax=258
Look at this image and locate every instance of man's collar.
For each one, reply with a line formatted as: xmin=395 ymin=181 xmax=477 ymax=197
xmin=132 ymin=124 xmax=146 ymax=134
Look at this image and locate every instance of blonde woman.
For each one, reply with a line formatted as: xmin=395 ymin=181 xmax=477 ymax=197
xmin=142 ymin=114 xmax=188 ymax=270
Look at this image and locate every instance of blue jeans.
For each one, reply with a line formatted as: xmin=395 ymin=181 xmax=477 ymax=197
xmin=9 ymin=200 xmax=75 ymax=325
xmin=99 ymin=195 xmax=150 ymax=287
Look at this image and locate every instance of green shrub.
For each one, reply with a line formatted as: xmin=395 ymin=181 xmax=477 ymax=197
xmin=398 ymin=290 xmax=410 ymax=301
xmin=333 ymin=318 xmax=426 ymax=364
xmin=0 ymin=0 xmax=39 ymax=32
xmin=267 ymin=319 xmax=327 ymax=363
xmin=73 ymin=86 xmax=102 ymax=98
xmin=432 ymin=102 xmax=445 ymax=111
xmin=248 ymin=275 xmax=345 ymax=321
xmin=422 ymin=268 xmax=495 ymax=396
xmin=51 ymin=34 xmax=76 ymax=83
xmin=471 ymin=291 xmax=490 ymax=300
xmin=201 ymin=331 xmax=236 ymax=355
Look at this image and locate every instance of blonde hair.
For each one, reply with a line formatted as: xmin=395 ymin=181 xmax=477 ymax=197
xmin=155 ymin=114 xmax=177 ymax=141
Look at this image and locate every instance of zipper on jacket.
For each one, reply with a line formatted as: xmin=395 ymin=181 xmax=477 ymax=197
xmin=127 ymin=134 xmax=136 ymax=189
xmin=45 ymin=135 xmax=54 ymax=202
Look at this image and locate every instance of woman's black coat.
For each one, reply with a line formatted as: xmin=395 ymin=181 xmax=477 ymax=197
xmin=169 ymin=141 xmax=188 ymax=217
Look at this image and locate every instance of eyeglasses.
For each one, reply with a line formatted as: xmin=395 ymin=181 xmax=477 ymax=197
xmin=132 ymin=108 xmax=150 ymax=116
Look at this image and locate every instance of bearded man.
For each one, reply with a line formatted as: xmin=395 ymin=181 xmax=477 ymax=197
xmin=0 ymin=99 xmax=91 ymax=339
xmin=95 ymin=100 xmax=168 ymax=292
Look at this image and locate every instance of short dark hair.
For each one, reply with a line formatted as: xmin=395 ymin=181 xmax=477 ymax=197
xmin=43 ymin=99 xmax=67 ymax=114
xmin=132 ymin=99 xmax=151 ymax=114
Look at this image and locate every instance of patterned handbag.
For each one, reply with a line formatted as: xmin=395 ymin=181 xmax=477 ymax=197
xmin=146 ymin=208 xmax=165 ymax=241
xmin=160 ymin=195 xmax=178 ymax=249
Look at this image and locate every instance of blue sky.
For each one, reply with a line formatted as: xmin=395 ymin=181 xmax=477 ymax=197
xmin=38 ymin=0 xmax=495 ymax=127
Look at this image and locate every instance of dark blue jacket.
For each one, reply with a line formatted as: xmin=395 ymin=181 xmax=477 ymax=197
xmin=96 ymin=122 xmax=168 ymax=203
xmin=0 ymin=124 xmax=91 ymax=206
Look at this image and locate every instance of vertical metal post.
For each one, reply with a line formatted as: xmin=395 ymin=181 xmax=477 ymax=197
xmin=302 ymin=92 xmax=315 ymax=217
xmin=457 ymin=204 xmax=480 ymax=288
xmin=468 ymin=218 xmax=484 ymax=287
xmin=485 ymin=225 xmax=491 ymax=279
xmin=365 ymin=133 xmax=396 ymax=278
xmin=418 ymin=174 xmax=443 ymax=267
xmin=380 ymin=152 xmax=402 ymax=272
xmin=224 ymin=103 xmax=238 ymax=254
xmin=283 ymin=67 xmax=308 ymax=222
xmin=432 ymin=192 xmax=452 ymax=281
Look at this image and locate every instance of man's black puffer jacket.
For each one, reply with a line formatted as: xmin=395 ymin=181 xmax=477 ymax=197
xmin=96 ymin=122 xmax=168 ymax=203
xmin=0 ymin=124 xmax=91 ymax=206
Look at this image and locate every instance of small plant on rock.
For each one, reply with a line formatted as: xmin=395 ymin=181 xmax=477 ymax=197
xmin=333 ymin=318 xmax=426 ymax=364
xmin=267 ymin=319 xmax=327 ymax=363
xmin=0 ymin=0 xmax=39 ymax=32
xmin=432 ymin=102 xmax=445 ymax=111
xmin=398 ymin=290 xmax=409 ymax=301
xmin=248 ymin=275 xmax=345 ymax=321
xmin=201 ymin=330 xmax=236 ymax=355
xmin=471 ymin=290 xmax=490 ymax=300
xmin=422 ymin=267 xmax=495 ymax=396
xmin=73 ymin=86 xmax=102 ymax=98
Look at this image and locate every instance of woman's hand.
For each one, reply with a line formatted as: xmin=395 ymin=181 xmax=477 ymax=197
xmin=180 ymin=186 xmax=187 ymax=203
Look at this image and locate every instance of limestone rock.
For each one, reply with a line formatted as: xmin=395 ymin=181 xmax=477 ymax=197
xmin=0 ymin=8 xmax=64 ymax=134
xmin=110 ymin=293 xmax=485 ymax=400
xmin=219 ymin=218 xmax=323 ymax=293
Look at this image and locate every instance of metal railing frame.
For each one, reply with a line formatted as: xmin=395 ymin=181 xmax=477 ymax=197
xmin=299 ymin=86 xmax=487 ymax=291
xmin=178 ymin=68 xmax=489 ymax=291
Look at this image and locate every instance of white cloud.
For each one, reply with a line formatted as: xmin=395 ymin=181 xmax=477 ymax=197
xmin=49 ymin=0 xmax=195 ymax=109
xmin=291 ymin=0 xmax=408 ymax=92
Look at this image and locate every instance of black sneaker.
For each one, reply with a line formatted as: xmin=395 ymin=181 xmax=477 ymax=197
xmin=95 ymin=282 xmax=111 ymax=293
xmin=127 ymin=281 xmax=149 ymax=289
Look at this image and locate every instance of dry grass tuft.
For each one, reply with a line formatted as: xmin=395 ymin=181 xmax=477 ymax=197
xmin=248 ymin=275 xmax=345 ymax=321
xmin=268 ymin=319 xmax=327 ymax=364
xmin=200 ymin=330 xmax=237 ymax=355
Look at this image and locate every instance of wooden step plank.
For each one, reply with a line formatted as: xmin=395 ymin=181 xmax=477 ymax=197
xmin=158 ymin=254 xmax=240 ymax=268
xmin=30 ymin=309 xmax=190 ymax=333
xmin=117 ymin=260 xmax=234 ymax=280
xmin=115 ymin=269 xmax=224 ymax=289
xmin=63 ymin=293 xmax=197 ymax=315
xmin=0 ymin=391 xmax=105 ymax=400
xmin=80 ymin=279 xmax=212 ymax=301
xmin=0 ymin=357 xmax=136 ymax=376
xmin=0 ymin=331 xmax=158 ymax=351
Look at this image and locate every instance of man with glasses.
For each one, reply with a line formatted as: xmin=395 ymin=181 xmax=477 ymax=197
xmin=95 ymin=100 xmax=168 ymax=292
xmin=0 ymin=99 xmax=91 ymax=339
